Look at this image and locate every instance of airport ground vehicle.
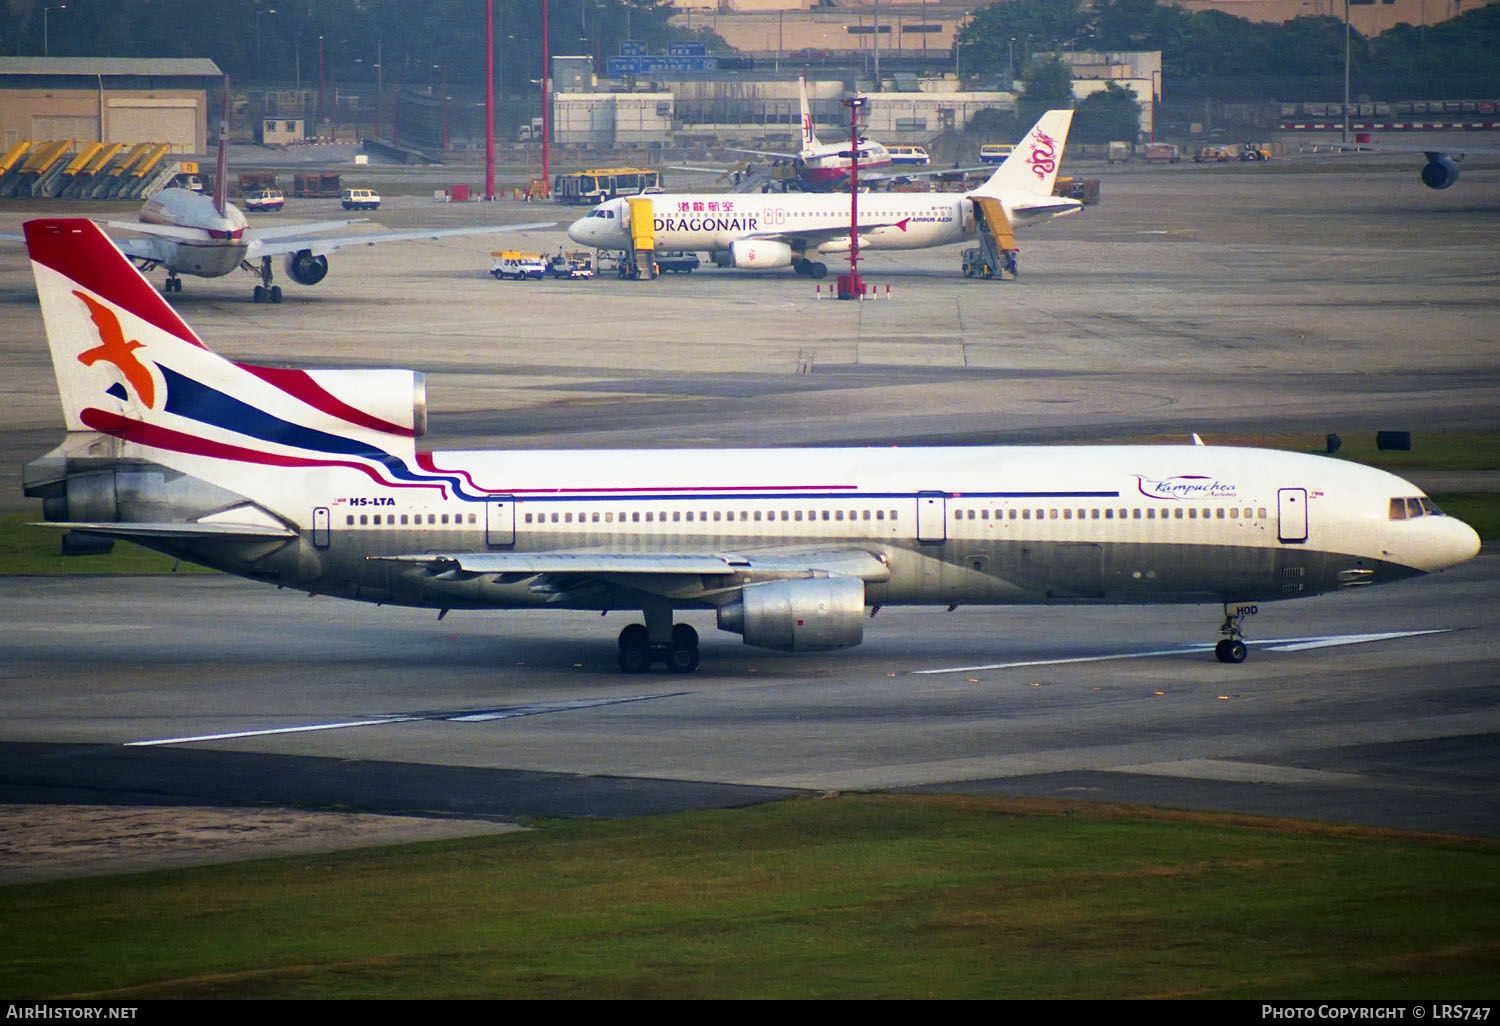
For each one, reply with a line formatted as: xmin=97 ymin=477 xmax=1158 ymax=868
xmin=1195 ymin=145 xmax=1239 ymax=163
xmin=1143 ymin=143 xmax=1181 ymax=164
xmin=242 ymin=187 xmax=285 ymax=212
xmin=548 ymin=252 xmax=595 ymax=279
xmin=491 ymin=251 xmax=547 ymax=280
xmin=886 ymin=145 xmax=931 ymax=167
xmin=341 ymin=187 xmax=381 ymax=211
xmin=979 ymin=144 xmax=1014 ymax=163
xmin=552 ymin=168 xmax=664 ymax=205
xmin=655 ymin=251 xmax=700 ymax=274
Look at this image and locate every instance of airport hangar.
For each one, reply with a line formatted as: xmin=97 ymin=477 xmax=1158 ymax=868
xmin=0 ymin=56 xmax=222 ymax=155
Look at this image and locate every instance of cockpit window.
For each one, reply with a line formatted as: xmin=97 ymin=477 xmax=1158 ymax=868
xmin=1389 ymin=496 xmax=1445 ymax=520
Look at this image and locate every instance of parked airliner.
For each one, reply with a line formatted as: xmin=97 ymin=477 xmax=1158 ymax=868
xmin=107 ymin=98 xmax=550 ymax=302
xmin=23 ymin=218 xmax=1479 ymax=672
xmin=569 ymin=110 xmax=1082 ymax=278
xmin=724 ymin=76 xmax=894 ymax=191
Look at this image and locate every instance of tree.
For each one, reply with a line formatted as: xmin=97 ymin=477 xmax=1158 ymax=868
xmin=1073 ymin=81 xmax=1142 ymax=144
xmin=1017 ymin=54 xmax=1072 ymax=128
xmin=957 ymin=0 xmax=1089 ymax=78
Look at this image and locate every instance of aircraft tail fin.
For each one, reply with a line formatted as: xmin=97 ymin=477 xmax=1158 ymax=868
xmin=970 ymin=109 xmax=1074 ymax=200
xmin=25 ymin=218 xmax=423 ymax=501
xmin=799 ymin=75 xmax=820 ymax=154
xmin=212 ymin=76 xmax=230 ymax=217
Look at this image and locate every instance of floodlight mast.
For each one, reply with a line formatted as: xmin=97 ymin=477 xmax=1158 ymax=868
xmin=838 ymin=95 xmax=867 ymax=300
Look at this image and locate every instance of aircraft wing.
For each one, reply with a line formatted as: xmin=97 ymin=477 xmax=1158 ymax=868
xmin=245 ymin=219 xmax=367 ymax=242
xmin=372 ymin=546 xmax=891 ymax=598
xmin=727 ymin=146 xmax=797 ymax=160
xmin=243 ymin=221 xmax=557 ymax=261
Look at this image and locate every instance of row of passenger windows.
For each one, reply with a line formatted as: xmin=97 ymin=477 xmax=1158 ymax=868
xmin=953 ymin=506 xmax=1267 ymax=521
xmin=347 ymin=512 xmax=478 ymax=527
xmin=344 ymin=505 xmax=1271 ymax=528
xmin=524 ymin=508 xmax=900 ymax=525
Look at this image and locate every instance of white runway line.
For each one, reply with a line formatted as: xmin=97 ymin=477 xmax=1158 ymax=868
xmin=125 ymin=693 xmax=683 ymax=747
xmin=912 ymin=629 xmax=1452 ymax=675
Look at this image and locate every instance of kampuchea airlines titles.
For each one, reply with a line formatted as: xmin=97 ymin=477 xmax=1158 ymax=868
xmin=21 ymin=218 xmax=1480 ymax=673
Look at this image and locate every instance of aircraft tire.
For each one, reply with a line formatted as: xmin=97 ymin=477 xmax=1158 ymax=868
xmin=666 ymin=623 xmax=700 ymax=674
xmin=618 ymin=624 xmax=651 ymax=673
xmin=270 ymin=285 xmax=283 ymax=303
xmin=1215 ymin=639 xmax=1248 ymax=664
xmin=253 ymin=285 xmax=266 ymax=303
xmin=809 ymin=262 xmax=828 ymax=279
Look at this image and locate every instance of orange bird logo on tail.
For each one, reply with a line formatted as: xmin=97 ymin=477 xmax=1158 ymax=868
xmin=73 ymin=290 xmax=156 ymax=407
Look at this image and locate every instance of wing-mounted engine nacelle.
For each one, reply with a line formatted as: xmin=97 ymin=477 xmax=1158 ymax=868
xmin=1421 ymin=152 xmax=1461 ymax=190
xmin=722 ymin=239 xmax=795 ymax=269
xmin=717 ymin=576 xmax=866 ymax=651
xmin=285 ymin=249 xmax=330 ymax=285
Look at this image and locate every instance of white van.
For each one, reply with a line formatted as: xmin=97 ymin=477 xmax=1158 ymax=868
xmin=886 ymin=145 xmax=930 ymax=167
xmin=341 ymin=187 xmax=381 ymax=210
xmin=979 ymin=143 xmax=1015 ymax=164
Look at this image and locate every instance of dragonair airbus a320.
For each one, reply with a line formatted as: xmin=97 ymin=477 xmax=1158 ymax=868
xmin=571 ymin=110 xmax=1082 ymax=278
xmin=22 ymin=218 xmax=1479 ymax=672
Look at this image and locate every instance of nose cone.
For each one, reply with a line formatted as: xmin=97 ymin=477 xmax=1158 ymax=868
xmin=1411 ymin=515 xmax=1482 ymax=573
xmin=566 ymin=213 xmax=594 ymax=247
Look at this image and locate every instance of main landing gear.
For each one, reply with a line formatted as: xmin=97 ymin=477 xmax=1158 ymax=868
xmin=792 ymin=258 xmax=828 ymax=279
xmin=251 ymin=256 xmax=283 ymax=303
xmin=163 ymin=273 xmax=184 ymax=294
xmin=1215 ymin=603 xmax=1256 ymax=663
xmin=617 ymin=620 xmax=700 ymax=674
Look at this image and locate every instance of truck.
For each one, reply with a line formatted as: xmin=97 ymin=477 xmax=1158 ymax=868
xmin=491 ymin=251 xmax=547 ymax=280
xmin=1143 ymin=143 xmax=1181 ymax=164
xmin=547 ymin=251 xmax=595 ymax=279
xmin=293 ymin=172 xmax=341 ymax=197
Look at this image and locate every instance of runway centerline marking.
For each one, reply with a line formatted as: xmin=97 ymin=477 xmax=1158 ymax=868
xmin=911 ymin=630 xmax=1451 ymax=675
xmin=125 ymin=693 xmax=686 ymax=747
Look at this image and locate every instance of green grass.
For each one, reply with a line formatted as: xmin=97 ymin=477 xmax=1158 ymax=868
xmin=0 ymin=513 xmax=214 ymax=575
xmin=2 ymin=795 xmax=1497 ymax=999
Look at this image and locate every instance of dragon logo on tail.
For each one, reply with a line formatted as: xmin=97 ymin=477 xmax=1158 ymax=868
xmin=1026 ymin=130 xmax=1059 ymax=181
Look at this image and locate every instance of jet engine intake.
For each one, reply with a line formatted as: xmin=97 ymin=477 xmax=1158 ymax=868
xmin=717 ymin=576 xmax=866 ymax=651
xmin=725 ymin=239 xmax=794 ymax=270
xmin=1421 ymin=153 xmax=1460 ymax=190
xmin=285 ymin=249 xmax=330 ymax=285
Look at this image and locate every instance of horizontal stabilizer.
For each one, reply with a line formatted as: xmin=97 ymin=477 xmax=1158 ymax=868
xmin=32 ymin=520 xmax=298 ymax=540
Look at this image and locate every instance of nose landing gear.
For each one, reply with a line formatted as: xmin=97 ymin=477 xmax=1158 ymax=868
xmin=1215 ymin=603 xmax=1257 ymax=663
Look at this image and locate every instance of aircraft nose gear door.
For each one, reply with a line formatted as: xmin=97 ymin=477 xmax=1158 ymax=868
xmin=486 ymin=496 xmax=517 ymax=548
xmin=916 ymin=491 xmax=948 ymax=544
xmin=1278 ymin=488 xmax=1308 ymax=544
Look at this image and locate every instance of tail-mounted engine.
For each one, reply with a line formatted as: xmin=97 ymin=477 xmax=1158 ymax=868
xmin=717 ymin=576 xmax=866 ymax=651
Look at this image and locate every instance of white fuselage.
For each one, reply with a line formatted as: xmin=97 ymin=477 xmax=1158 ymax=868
xmin=137 ymin=188 xmax=249 ymax=278
xmin=567 ymin=190 xmax=1073 ymax=261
